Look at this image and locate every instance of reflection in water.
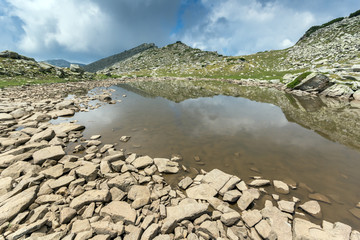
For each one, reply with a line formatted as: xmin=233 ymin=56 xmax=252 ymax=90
xmin=56 ymin=80 xmax=360 ymax=228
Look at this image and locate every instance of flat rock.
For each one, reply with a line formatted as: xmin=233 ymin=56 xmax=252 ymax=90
xmin=242 ymin=209 xmax=262 ymax=227
xmin=0 ymin=177 xmax=13 ymax=195
xmin=186 ymin=183 xmax=217 ymax=200
xmin=131 ymin=155 xmax=153 ymax=169
xmin=128 ymin=185 xmax=150 ymax=209
xmin=48 ymin=175 xmax=75 ymax=189
xmin=32 ymin=145 xmax=65 ymax=165
xmin=278 ymin=200 xmax=295 ymax=214
xmin=223 ymin=189 xmax=242 ymax=203
xmin=249 ymin=179 xmax=270 ymax=187
xmin=72 ymin=219 xmax=91 ymax=233
xmin=237 ymin=190 xmax=255 ymax=211
xmin=70 ymin=189 xmax=110 ymax=209
xmin=49 ymin=122 xmax=85 ymax=135
xmin=7 ymin=218 xmax=48 ymax=240
xmin=349 ymin=208 xmax=360 ymax=219
xmin=161 ymin=199 xmax=209 ymax=233
xmin=30 ymin=128 xmax=55 ymax=142
xmin=273 ymin=180 xmax=290 ymax=194
xmin=293 ymin=218 xmax=325 ymax=240
xmin=100 ymin=201 xmax=136 ymax=224
xmin=60 ymin=207 xmax=77 ymax=224
xmin=198 ymin=220 xmax=219 ymax=239
xmin=220 ymin=211 xmax=241 ymax=226
xmin=255 ymin=219 xmax=272 ymax=239
xmin=154 ymin=158 xmax=179 ymax=173
xmin=141 ymin=223 xmax=160 ymax=240
xmin=299 ymin=200 xmax=322 ymax=218
xmin=308 ymin=193 xmax=331 ymax=204
xmin=202 ymin=169 xmax=232 ymax=192
xmin=0 ymin=185 xmax=38 ymax=225
xmin=219 ymin=175 xmax=241 ymax=196
xmin=49 ymin=109 xmax=75 ymax=118
xmin=0 ymin=113 xmax=14 ymax=121
xmin=40 ymin=164 xmax=64 ymax=178
xmin=76 ymin=164 xmax=98 ymax=182
xmin=178 ymin=176 xmax=193 ymax=190
xmin=108 ymin=172 xmax=137 ymax=192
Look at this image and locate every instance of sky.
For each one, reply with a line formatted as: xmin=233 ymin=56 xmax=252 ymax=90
xmin=0 ymin=0 xmax=359 ymax=63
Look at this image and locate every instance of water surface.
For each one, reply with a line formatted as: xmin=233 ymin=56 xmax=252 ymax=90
xmin=56 ymin=80 xmax=360 ymax=228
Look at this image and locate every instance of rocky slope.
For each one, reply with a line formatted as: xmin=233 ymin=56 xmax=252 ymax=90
xmin=0 ymin=50 xmax=94 ymax=87
xmin=43 ymin=60 xmax=85 ymax=68
xmin=0 ymin=82 xmax=359 ymax=239
xmin=84 ymin=43 xmax=157 ymax=73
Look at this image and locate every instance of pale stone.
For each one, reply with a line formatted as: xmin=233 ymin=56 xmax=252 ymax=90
xmin=220 ymin=211 xmax=241 ymax=226
xmin=248 ymin=179 xmax=270 ymax=187
xmin=40 ymin=164 xmax=64 ymax=178
xmin=154 ymin=158 xmax=179 ymax=173
xmin=198 ymin=220 xmax=219 ymax=239
xmin=107 ymin=172 xmax=137 ymax=192
xmin=178 ymin=176 xmax=193 ymax=190
xmin=223 ymin=189 xmax=242 ymax=202
xmin=202 ymin=169 xmax=232 ymax=192
xmin=219 ymin=176 xmax=241 ymax=196
xmin=131 ymin=156 xmax=153 ymax=169
xmin=100 ymin=201 xmax=137 ymax=224
xmin=128 ymin=185 xmax=150 ymax=209
xmin=70 ymin=189 xmax=110 ymax=209
xmin=141 ymin=223 xmax=160 ymax=240
xmin=273 ymin=180 xmax=290 ymax=194
xmin=237 ymin=190 xmax=255 ymax=211
xmin=255 ymin=219 xmax=272 ymax=239
xmin=299 ymin=200 xmax=322 ymax=218
xmin=60 ymin=207 xmax=77 ymax=224
xmin=278 ymin=200 xmax=295 ymax=214
xmin=186 ymin=183 xmax=217 ymax=200
xmin=242 ymin=210 xmax=262 ymax=227
xmin=32 ymin=146 xmax=65 ymax=165
xmin=76 ymin=164 xmax=98 ymax=182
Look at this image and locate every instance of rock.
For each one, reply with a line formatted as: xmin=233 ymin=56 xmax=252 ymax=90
xmin=60 ymin=207 xmax=77 ymax=224
xmin=48 ymin=175 xmax=75 ymax=189
xmin=56 ymin=100 xmax=74 ymax=109
xmin=178 ymin=176 xmax=193 ymax=189
xmin=261 ymin=201 xmax=292 ymax=240
xmin=219 ymin=175 xmax=241 ymax=196
xmin=161 ymin=199 xmax=209 ymax=233
xmin=352 ymin=64 xmax=360 ymax=72
xmin=154 ymin=158 xmax=179 ymax=173
xmin=49 ymin=109 xmax=75 ymax=118
xmin=237 ymin=190 xmax=255 ymax=211
xmin=353 ymin=90 xmax=360 ymax=100
xmin=255 ymin=219 xmax=272 ymax=239
xmin=10 ymin=108 xmax=27 ymax=119
xmin=299 ymin=200 xmax=322 ymax=218
xmin=70 ymin=64 xmax=84 ymax=73
xmin=72 ymin=219 xmax=91 ymax=233
xmin=202 ymin=169 xmax=232 ymax=192
xmin=70 ymin=189 xmax=110 ymax=209
xmin=308 ymin=193 xmax=331 ymax=204
xmin=131 ymin=155 xmax=153 ymax=169
xmin=119 ymin=136 xmax=131 ymax=142
xmin=30 ymin=128 xmax=55 ymax=142
xmin=198 ymin=220 xmax=220 ymax=239
xmin=278 ymin=200 xmax=295 ymax=214
xmin=273 ymin=180 xmax=290 ymax=194
xmin=321 ymin=84 xmax=354 ymax=99
xmin=328 ymin=222 xmax=352 ymax=240
xmin=40 ymin=164 xmax=64 ymax=178
xmin=186 ymin=183 xmax=217 ymax=200
xmin=351 ymin=230 xmax=360 ymax=240
xmin=0 ymin=177 xmax=13 ymax=195
xmin=220 ymin=211 xmax=241 ymax=226
xmin=349 ymin=208 xmax=360 ymax=219
xmin=90 ymin=220 xmax=122 ymax=237
xmin=128 ymin=185 xmax=150 ymax=209
xmin=108 ymin=172 xmax=137 ymax=192
xmin=294 ymin=73 xmax=332 ymax=92
xmin=242 ymin=209 xmax=262 ymax=227
xmin=248 ymin=179 xmax=270 ymax=187
xmin=32 ymin=146 xmax=65 ymax=165
xmin=35 ymin=194 xmax=63 ymax=204
xmin=293 ymin=218 xmax=324 ymax=240
xmin=76 ymin=164 xmax=98 ymax=182
xmin=100 ymin=201 xmax=137 ymax=224
xmin=141 ymin=223 xmax=160 ymax=240
xmin=0 ymin=185 xmax=38 ymax=225
xmin=7 ymin=218 xmax=48 ymax=240
xmin=0 ymin=113 xmax=14 ymax=121
xmin=223 ymin=189 xmax=242 ymax=202
xmin=124 ymin=227 xmax=143 ymax=240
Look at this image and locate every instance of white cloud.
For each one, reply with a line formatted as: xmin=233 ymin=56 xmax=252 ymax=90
xmin=173 ymin=0 xmax=316 ymax=55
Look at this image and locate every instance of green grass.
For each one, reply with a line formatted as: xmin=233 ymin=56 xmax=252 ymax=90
xmin=286 ymin=72 xmax=312 ymax=89
xmin=0 ymin=76 xmax=85 ymax=88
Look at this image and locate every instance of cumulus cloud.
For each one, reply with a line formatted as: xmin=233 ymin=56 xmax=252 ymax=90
xmin=2 ymin=0 xmax=181 ymax=62
xmin=173 ymin=0 xmax=317 ymax=55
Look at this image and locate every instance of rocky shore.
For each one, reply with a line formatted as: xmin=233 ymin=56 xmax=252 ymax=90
xmin=0 ymin=79 xmax=359 ymax=240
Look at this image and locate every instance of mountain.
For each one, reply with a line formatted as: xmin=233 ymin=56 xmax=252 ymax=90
xmin=42 ymin=59 xmax=85 ymax=68
xmin=83 ymin=43 xmax=157 ymax=73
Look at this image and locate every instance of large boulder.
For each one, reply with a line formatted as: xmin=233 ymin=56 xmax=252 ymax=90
xmin=294 ymin=73 xmax=332 ymax=92
xmin=32 ymin=146 xmax=65 ymax=165
xmin=321 ymin=84 xmax=354 ymax=99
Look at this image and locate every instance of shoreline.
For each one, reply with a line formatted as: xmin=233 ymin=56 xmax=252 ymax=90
xmin=0 ymin=79 xmax=359 ymax=239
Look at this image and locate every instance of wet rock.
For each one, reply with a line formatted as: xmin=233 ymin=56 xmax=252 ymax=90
xmin=100 ymin=201 xmax=137 ymax=224
xmin=299 ymin=200 xmax=322 ymax=218
xmin=70 ymin=189 xmax=110 ymax=209
xmin=178 ymin=176 xmax=193 ymax=190
xmin=128 ymin=185 xmax=150 ymax=209
xmin=308 ymin=193 xmax=331 ymax=204
xmin=131 ymin=155 xmax=153 ymax=169
xmin=273 ymin=180 xmax=290 ymax=194
xmin=119 ymin=136 xmax=131 ymax=142
xmin=237 ymin=190 xmax=255 ymax=211
xmin=0 ymin=185 xmax=38 ymax=225
xmin=349 ymin=208 xmax=360 ymax=219
xmin=32 ymin=146 xmax=65 ymax=165
xmin=242 ymin=210 xmax=262 ymax=227
xmin=186 ymin=183 xmax=217 ymax=200
xmin=154 ymin=158 xmax=179 ymax=173
xmin=249 ymin=179 xmax=270 ymax=187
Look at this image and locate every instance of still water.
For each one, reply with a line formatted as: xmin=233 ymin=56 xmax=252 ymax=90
xmin=58 ymin=80 xmax=360 ymax=228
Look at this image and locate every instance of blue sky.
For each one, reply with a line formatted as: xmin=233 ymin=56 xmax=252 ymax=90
xmin=0 ymin=0 xmax=359 ymax=63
